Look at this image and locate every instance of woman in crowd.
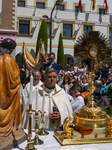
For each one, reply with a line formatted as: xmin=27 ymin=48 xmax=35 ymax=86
xmin=57 ymin=74 xmax=63 ymax=86
xmin=81 ymin=75 xmax=89 ymax=92
xmin=61 ymin=75 xmax=73 ymax=94
xmin=69 ymin=73 xmax=76 ymax=85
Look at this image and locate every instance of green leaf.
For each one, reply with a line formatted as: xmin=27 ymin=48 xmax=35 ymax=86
xmin=85 ymin=95 xmax=89 ymax=105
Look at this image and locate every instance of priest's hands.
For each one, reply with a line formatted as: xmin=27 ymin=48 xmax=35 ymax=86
xmin=49 ymin=111 xmax=60 ymax=121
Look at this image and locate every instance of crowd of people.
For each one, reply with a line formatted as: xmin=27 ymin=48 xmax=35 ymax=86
xmin=20 ymin=52 xmax=112 ymax=129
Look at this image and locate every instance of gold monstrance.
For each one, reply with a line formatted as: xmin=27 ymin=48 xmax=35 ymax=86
xmin=73 ymin=31 xmax=112 ymax=128
xmin=73 ymin=44 xmax=108 ymax=128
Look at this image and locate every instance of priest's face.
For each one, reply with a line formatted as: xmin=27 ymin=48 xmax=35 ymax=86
xmin=44 ymin=72 xmax=57 ymax=88
xmin=33 ymin=71 xmax=41 ymax=85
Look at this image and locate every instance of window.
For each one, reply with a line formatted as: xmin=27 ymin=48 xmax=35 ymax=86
xmin=56 ymin=4 xmax=64 ymax=11
xmin=61 ymin=21 xmax=75 ymax=40
xmin=17 ymin=18 xmax=32 ymax=37
xmin=97 ymin=5 xmax=109 ymax=15
xmin=81 ymin=22 xmax=95 ymax=35
xmin=84 ymin=25 xmax=92 ymax=33
xmin=63 ymin=24 xmax=72 ymax=37
xmin=18 ymin=1 xmax=25 ymax=7
xmin=19 ymin=21 xmax=30 ymax=34
xmin=73 ymin=3 xmax=85 ymax=13
xmin=99 ymin=8 xmax=106 ymax=15
xmin=34 ymin=0 xmax=48 ymax=9
xmin=36 ymin=2 xmax=45 ymax=9
xmin=75 ymin=5 xmax=83 ymax=12
xmin=109 ymin=28 xmax=112 ymax=46
xmin=46 ymin=22 xmax=50 ymax=36
xmin=54 ymin=1 xmax=67 ymax=11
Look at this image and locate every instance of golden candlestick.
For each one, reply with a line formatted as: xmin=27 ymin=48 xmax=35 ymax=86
xmin=25 ymin=104 xmax=37 ymax=150
xmin=38 ymin=111 xmax=49 ymax=135
xmin=33 ymin=110 xmax=44 ymax=145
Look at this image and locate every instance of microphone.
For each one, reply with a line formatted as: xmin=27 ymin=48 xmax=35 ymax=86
xmin=52 ymin=106 xmax=58 ymax=124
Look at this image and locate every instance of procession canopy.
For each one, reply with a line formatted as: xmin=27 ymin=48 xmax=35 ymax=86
xmin=0 ymin=39 xmax=22 ymax=137
xmin=21 ymin=39 xmax=46 ymax=71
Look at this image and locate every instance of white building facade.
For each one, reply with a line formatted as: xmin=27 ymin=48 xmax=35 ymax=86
xmin=16 ymin=0 xmax=112 ymax=67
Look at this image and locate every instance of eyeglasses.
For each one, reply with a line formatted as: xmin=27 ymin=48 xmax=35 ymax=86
xmin=49 ymin=58 xmax=53 ymax=60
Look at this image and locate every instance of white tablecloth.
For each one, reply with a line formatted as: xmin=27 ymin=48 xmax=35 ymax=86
xmin=12 ymin=129 xmax=112 ymax=150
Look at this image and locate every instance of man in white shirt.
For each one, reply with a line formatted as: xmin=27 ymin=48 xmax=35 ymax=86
xmin=70 ymin=84 xmax=85 ymax=112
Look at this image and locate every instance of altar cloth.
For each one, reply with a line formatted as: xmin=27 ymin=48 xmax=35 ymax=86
xmin=12 ymin=129 xmax=112 ymax=150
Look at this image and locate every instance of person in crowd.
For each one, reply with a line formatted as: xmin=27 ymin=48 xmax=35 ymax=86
xmin=57 ymin=74 xmax=63 ymax=86
xmin=70 ymin=66 xmax=74 ymax=74
xmin=21 ymin=71 xmax=43 ymax=128
xmin=74 ymin=63 xmax=78 ymax=74
xmin=20 ymin=69 xmax=28 ymax=88
xmin=100 ymin=64 xmax=109 ymax=82
xmin=69 ymin=73 xmax=76 ymax=85
xmin=100 ymin=76 xmax=112 ymax=97
xmin=100 ymin=78 xmax=106 ymax=87
xmin=70 ymin=84 xmax=85 ymax=112
xmin=41 ymin=52 xmax=60 ymax=75
xmin=107 ymin=76 xmax=112 ymax=85
xmin=21 ymin=64 xmax=29 ymax=78
xmin=95 ymin=69 xmax=101 ymax=81
xmin=21 ymin=68 xmax=73 ymax=129
xmin=80 ymin=75 xmax=89 ymax=92
xmin=60 ymin=70 xmax=65 ymax=79
xmin=98 ymin=91 xmax=111 ymax=108
xmin=93 ymin=80 xmax=102 ymax=101
xmin=76 ymin=64 xmax=84 ymax=80
xmin=64 ymin=64 xmax=70 ymax=72
xmin=61 ymin=75 xmax=73 ymax=94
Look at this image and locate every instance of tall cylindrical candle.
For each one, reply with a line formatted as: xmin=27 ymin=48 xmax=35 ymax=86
xmin=36 ymin=88 xmax=39 ymax=110
xmin=29 ymin=74 xmax=33 ymax=104
xmin=42 ymin=91 xmax=45 ymax=112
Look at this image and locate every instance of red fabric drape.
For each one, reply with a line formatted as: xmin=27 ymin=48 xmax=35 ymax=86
xmin=104 ymin=0 xmax=108 ymax=12
xmin=78 ymin=0 xmax=82 ymax=9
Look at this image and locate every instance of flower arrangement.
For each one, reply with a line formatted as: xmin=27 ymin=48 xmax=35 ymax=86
xmin=81 ymin=92 xmax=91 ymax=105
xmin=82 ymin=92 xmax=91 ymax=99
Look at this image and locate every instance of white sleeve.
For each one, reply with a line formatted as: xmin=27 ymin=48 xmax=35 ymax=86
xmin=71 ymin=97 xmax=85 ymax=112
xmin=67 ymin=94 xmax=74 ymax=102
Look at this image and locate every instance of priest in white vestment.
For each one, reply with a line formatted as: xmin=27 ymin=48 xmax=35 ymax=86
xmin=21 ymin=68 xmax=73 ymax=129
xmin=21 ymin=70 xmax=43 ymax=128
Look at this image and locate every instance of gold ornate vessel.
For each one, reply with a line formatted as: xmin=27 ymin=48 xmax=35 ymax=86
xmin=73 ymin=32 xmax=110 ymax=128
xmin=73 ymin=100 xmax=108 ymax=128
